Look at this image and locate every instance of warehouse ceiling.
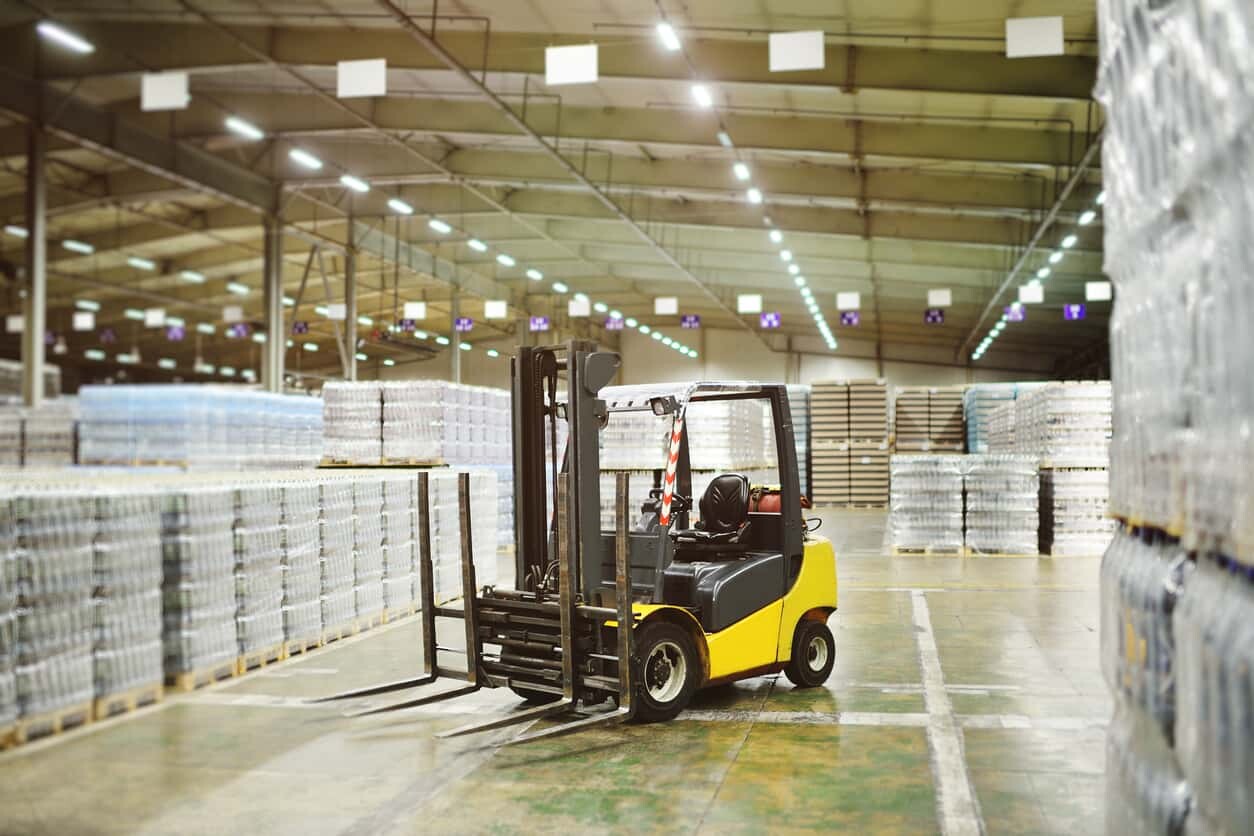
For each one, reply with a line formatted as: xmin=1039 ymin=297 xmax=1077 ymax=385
xmin=0 ymin=0 xmax=1105 ymax=384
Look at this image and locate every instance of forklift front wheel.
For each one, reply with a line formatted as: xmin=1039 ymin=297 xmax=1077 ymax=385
xmin=632 ymin=621 xmax=700 ymax=722
xmin=784 ymin=619 xmax=835 ymax=688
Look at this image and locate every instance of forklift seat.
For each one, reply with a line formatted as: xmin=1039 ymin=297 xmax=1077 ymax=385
xmin=670 ymin=474 xmax=751 ymax=546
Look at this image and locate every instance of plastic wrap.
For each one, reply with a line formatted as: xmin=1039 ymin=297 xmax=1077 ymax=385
xmin=0 ymin=492 xmax=17 ymax=727
xmin=888 ymin=455 xmax=964 ymax=551
xmin=1041 ymin=469 xmax=1116 ymax=556
xmin=381 ymin=475 xmax=417 ymax=611
xmin=322 ymin=381 xmax=382 ymax=464
xmin=963 ymin=455 xmax=1039 ymax=555
xmin=1105 ymin=707 xmax=1193 ymax=836
xmin=319 ymin=479 xmax=356 ymax=630
xmin=280 ymin=481 xmax=322 ymax=644
xmin=352 ymin=480 xmax=386 ymax=618
xmin=234 ymin=484 xmax=285 ymax=654
xmin=162 ymin=488 xmax=237 ymax=674
xmin=93 ymin=490 xmax=163 ymax=700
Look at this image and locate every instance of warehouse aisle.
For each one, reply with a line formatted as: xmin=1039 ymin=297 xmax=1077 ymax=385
xmin=0 ymin=510 xmax=1108 ymax=835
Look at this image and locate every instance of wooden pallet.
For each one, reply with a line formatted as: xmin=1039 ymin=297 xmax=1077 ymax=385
xmin=321 ymin=621 xmax=356 ymax=646
xmin=167 ymin=659 xmax=238 ymax=692
xmin=92 ymin=683 xmax=164 ymax=721
xmin=381 ymin=604 xmax=417 ymax=624
xmin=320 ymin=458 xmax=446 ymax=468
xmin=236 ymin=643 xmax=287 ymax=676
xmin=284 ymin=634 xmax=323 ymax=659
xmin=12 ymin=701 xmax=93 ymax=745
xmin=891 ymin=545 xmax=964 ymax=556
xmin=356 ymin=611 xmax=386 ymax=633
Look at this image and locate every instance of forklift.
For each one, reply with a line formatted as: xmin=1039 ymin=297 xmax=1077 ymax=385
xmin=315 ymin=340 xmax=838 ymax=743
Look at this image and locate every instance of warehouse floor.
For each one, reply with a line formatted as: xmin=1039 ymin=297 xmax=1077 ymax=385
xmin=0 ymin=510 xmax=1108 ymax=835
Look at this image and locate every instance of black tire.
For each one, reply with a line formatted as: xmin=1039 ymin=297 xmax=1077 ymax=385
xmin=632 ymin=621 xmax=700 ymax=722
xmin=501 ymin=651 xmax=563 ymax=705
xmin=784 ymin=619 xmax=835 ymax=688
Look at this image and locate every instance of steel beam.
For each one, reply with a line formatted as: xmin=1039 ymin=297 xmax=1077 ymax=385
xmin=345 ymin=249 xmax=357 ymax=381
xmin=261 ymin=213 xmax=284 ymax=391
xmin=21 ymin=124 xmax=45 ymax=407
xmin=449 ymin=291 xmax=461 ymax=383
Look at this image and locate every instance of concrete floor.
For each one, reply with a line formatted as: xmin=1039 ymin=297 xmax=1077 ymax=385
xmin=0 ymin=509 xmax=1109 ymax=835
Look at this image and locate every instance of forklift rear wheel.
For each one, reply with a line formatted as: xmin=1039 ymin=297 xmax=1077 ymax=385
xmin=633 ymin=621 xmax=699 ymax=722
xmin=784 ymin=619 xmax=835 ymax=688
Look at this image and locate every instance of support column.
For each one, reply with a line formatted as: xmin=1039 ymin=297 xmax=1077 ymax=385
xmin=345 ymin=250 xmax=358 ymax=381
xmin=21 ymin=125 xmax=46 ymax=407
xmin=261 ymin=214 xmax=284 ymax=392
xmin=450 ymin=291 xmax=461 ymax=383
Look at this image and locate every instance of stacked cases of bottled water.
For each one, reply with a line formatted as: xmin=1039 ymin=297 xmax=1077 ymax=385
xmin=14 ymin=490 xmax=96 ymax=726
xmin=163 ymin=487 xmax=238 ymax=682
xmin=986 ymin=401 xmax=1016 ymax=453
xmin=1097 ymin=0 xmax=1254 ymax=831
xmin=234 ymin=483 xmax=286 ymax=664
xmin=381 ymin=474 xmax=416 ymax=613
xmin=964 ymin=384 xmax=1018 ymax=453
xmin=0 ymin=398 xmax=78 ymax=467
xmin=1014 ymin=383 xmax=1114 ymax=556
xmin=93 ymin=490 xmax=164 ymax=710
xmin=888 ymin=456 xmax=964 ymax=553
xmin=0 ymin=359 xmax=60 ymax=399
xmin=78 ymin=386 xmax=323 ymax=469
xmin=280 ymin=480 xmax=322 ymax=651
xmin=318 ymin=478 xmax=357 ymax=633
xmin=352 ymin=479 xmax=386 ymax=622
xmin=963 ymin=455 xmax=1039 ymax=555
xmin=322 ymin=382 xmax=382 ymax=465
xmin=428 ymin=470 xmax=498 ymax=604
xmin=0 ymin=493 xmax=16 ymax=734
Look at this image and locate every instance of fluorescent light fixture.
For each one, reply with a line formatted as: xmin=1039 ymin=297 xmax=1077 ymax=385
xmin=769 ymin=30 xmax=826 ymax=72
xmin=387 ymin=198 xmax=414 ymax=215
xmin=355 ymin=352 xmax=368 ymax=362
xmin=545 ymin=43 xmax=599 ymax=86
xmin=690 ymin=350 xmax=699 ymax=358
xmin=123 ymin=308 xmax=144 ymax=321
xmin=609 ymin=309 xmax=622 ymax=320
xmin=552 ymin=282 xmax=569 ymax=294
xmin=302 ymin=342 xmax=318 ymax=352
xmin=573 ymin=292 xmax=589 ymax=303
xmin=1037 ymin=267 xmax=1051 ymax=279
xmin=196 ymin=322 xmax=215 ymax=334
xmin=737 ymin=293 xmax=762 ymax=314
xmin=1049 ymin=250 xmax=1063 ymax=264
xmin=794 ymin=276 xmax=806 ymax=287
xmin=357 ymin=315 xmax=373 ymax=326
xmin=800 ymin=287 xmax=812 ymax=298
xmin=625 ymin=317 xmax=638 ymax=328
xmin=651 ymin=331 xmax=663 ymax=341
xmin=75 ymin=299 xmax=100 ymax=312
xmin=746 ymin=187 xmax=763 ymax=204
xmin=127 ymin=255 xmax=156 ymax=271
xmin=36 ymin=21 xmax=94 ymax=54
xmin=994 ymin=322 xmax=1005 ymax=332
xmin=383 ymin=357 xmax=396 ymax=366
xmin=1078 ymin=210 xmax=1096 ymax=226
xmin=1061 ymin=234 xmax=1078 ymax=249
xmin=435 ymin=335 xmax=450 ymax=346
xmin=428 ymin=218 xmax=452 ymax=234
xmin=788 ymin=264 xmax=799 ymax=275
xmin=717 ymin=131 xmax=733 ymax=148
xmin=487 ymin=349 xmax=500 ymax=358
xmin=413 ymin=329 xmax=428 ymax=340
xmin=4 ymin=225 xmax=28 ymax=238
xmin=662 ymin=337 xmax=673 ymax=346
xmin=594 ymin=302 xmax=608 ymax=314
xmin=180 ymin=270 xmax=205 ymax=284
xmin=459 ymin=342 xmax=472 ymax=351
xmin=638 ymin=324 xmax=651 ymax=334
xmin=467 ymin=238 xmax=488 ymax=252
xmin=1096 ymin=191 xmax=1106 ymax=205
xmin=116 ymin=353 xmax=138 ymax=365
xmin=224 ymin=116 xmax=264 ymax=140
xmin=340 ymin=174 xmax=369 ymax=193
xmin=656 ymin=22 xmax=681 ymax=51
xmin=691 ymin=84 xmax=713 ymax=108
xmin=314 ymin=305 xmax=329 ymax=316
xmin=158 ymin=358 xmax=177 ymax=370
xmin=779 ymin=249 xmax=792 ymax=262
xmin=484 ymin=300 xmax=508 ymax=320
xmin=226 ymin=281 xmax=250 ymax=296
xmin=84 ymin=348 xmax=106 ymax=361
xmin=733 ymin=162 xmax=751 ymax=181
xmin=289 ymin=148 xmax=323 ymax=170
xmin=526 ymin=268 xmax=543 ymax=281
xmin=769 ymin=229 xmax=782 ymax=244
xmin=283 ymin=295 xmax=295 ymax=307
xmin=496 ymin=253 xmax=516 ymax=267
xmin=62 ymin=239 xmax=94 ymax=255
xmin=219 ymin=366 xmax=236 ymax=377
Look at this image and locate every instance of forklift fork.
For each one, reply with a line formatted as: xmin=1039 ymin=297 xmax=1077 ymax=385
xmin=312 ymin=471 xmax=482 ymax=714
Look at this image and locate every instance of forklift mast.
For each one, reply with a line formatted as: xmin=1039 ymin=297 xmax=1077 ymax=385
xmin=511 ymin=341 xmax=620 ymax=601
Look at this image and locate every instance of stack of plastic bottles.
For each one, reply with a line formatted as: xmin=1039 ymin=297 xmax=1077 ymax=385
xmin=14 ymin=491 xmax=96 ymax=719
xmin=0 ymin=493 xmax=17 ymax=730
xmin=78 ymin=386 xmax=322 ymax=469
xmin=428 ymin=470 xmax=499 ymax=603
xmin=234 ymin=483 xmax=285 ymax=657
xmin=1096 ymin=0 xmax=1254 ymax=830
xmin=318 ymin=479 xmax=357 ymax=631
xmin=352 ymin=480 xmax=386 ymax=620
xmin=0 ymin=359 xmax=60 ymax=399
xmin=888 ymin=456 xmax=964 ymax=552
xmin=963 ymin=455 xmax=1039 ymax=555
xmin=1040 ymin=468 xmax=1116 ymax=556
xmin=381 ymin=475 xmax=417 ymax=611
xmin=322 ymin=382 xmax=382 ymax=464
xmin=0 ymin=399 xmax=79 ymax=467
xmin=963 ymin=384 xmax=1018 ymax=453
xmin=93 ymin=490 xmax=164 ymax=703
xmin=279 ymin=481 xmax=323 ymax=648
xmin=1014 ymin=383 xmax=1112 ymax=467
xmin=986 ymin=402 xmax=1016 ymax=453
xmin=162 ymin=487 xmax=238 ymax=677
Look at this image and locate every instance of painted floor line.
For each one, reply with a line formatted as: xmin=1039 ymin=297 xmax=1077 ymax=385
xmin=912 ymin=590 xmax=985 ymax=836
